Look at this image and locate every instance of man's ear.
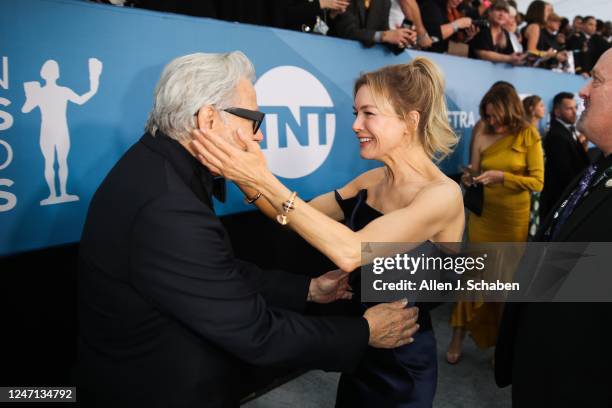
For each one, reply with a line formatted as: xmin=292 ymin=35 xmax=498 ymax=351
xmin=196 ymin=105 xmax=219 ymax=131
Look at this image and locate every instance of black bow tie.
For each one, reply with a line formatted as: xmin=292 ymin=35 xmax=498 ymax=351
xmin=212 ymin=176 xmax=226 ymax=203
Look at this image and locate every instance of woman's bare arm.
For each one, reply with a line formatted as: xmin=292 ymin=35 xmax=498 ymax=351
xmin=192 ymin=129 xmax=463 ymax=272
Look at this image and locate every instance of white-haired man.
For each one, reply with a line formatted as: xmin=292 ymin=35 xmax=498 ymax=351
xmin=496 ymin=48 xmax=612 ymax=406
xmin=76 ymin=52 xmax=419 ymax=407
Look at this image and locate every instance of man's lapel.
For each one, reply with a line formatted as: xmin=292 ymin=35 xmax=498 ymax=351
xmin=536 ymin=171 xmax=583 ymax=241
xmin=357 ymin=0 xmax=366 ymax=27
xmin=554 ymin=180 xmax=612 ymax=241
xmin=552 ymin=118 xmax=573 ymax=145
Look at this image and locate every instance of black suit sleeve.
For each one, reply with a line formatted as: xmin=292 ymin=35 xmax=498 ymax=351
xmin=544 ymin=134 xmax=577 ymax=190
xmin=494 ymin=302 xmax=520 ymax=387
xmin=129 ymin=193 xmax=369 ymax=371
xmin=333 ymin=2 xmax=377 ymax=46
xmin=279 ymin=0 xmax=321 ymax=30
xmin=418 ymin=0 xmax=444 ymax=41
xmin=234 ymin=259 xmax=310 ymax=313
xmin=543 ymin=127 xmax=588 ymax=206
xmin=585 ymin=35 xmax=611 ymax=73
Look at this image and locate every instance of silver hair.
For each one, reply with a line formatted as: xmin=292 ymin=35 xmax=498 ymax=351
xmin=145 ymin=51 xmax=255 ymax=142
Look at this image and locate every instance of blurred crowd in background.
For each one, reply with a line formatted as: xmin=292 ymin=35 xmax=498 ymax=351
xmin=92 ymin=0 xmax=611 ymax=76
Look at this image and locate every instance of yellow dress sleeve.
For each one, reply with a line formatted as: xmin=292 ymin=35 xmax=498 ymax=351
xmin=503 ymin=126 xmax=544 ymax=192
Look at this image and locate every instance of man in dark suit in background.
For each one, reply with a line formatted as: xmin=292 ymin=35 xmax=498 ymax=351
xmin=496 ymin=49 xmax=612 ymax=407
xmin=539 ymin=92 xmax=590 ymax=219
xmin=76 ymin=51 xmax=419 ymax=407
xmin=581 ymin=16 xmax=611 ymax=75
xmin=331 ymin=0 xmax=416 ymax=49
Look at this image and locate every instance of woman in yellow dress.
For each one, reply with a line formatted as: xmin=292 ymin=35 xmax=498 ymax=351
xmin=446 ymin=84 xmax=544 ymax=363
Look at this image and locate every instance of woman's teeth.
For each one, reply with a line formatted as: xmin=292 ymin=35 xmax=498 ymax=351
xmin=359 ymin=137 xmax=373 ymax=143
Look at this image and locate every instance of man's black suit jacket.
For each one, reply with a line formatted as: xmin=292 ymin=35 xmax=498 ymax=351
xmin=540 ymin=118 xmax=590 ymax=219
xmin=566 ymin=31 xmax=588 ymax=73
xmin=584 ymin=34 xmax=611 ymax=73
xmin=76 ymin=132 xmax=369 ymax=407
xmin=495 ymin=154 xmax=612 ymax=407
xmin=331 ymin=0 xmax=391 ymax=46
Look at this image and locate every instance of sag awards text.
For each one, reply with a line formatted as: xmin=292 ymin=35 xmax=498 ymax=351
xmin=0 ymin=56 xmax=17 ymax=212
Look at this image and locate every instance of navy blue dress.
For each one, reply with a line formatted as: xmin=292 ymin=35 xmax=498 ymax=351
xmin=334 ymin=189 xmax=438 ymax=408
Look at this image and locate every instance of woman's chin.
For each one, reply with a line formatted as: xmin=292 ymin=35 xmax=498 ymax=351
xmin=359 ymin=141 xmax=379 ymax=159
xmin=359 ymin=150 xmax=378 ymax=160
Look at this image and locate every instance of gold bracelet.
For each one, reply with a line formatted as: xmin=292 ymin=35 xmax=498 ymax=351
xmin=244 ymin=191 xmax=262 ymax=205
xmin=276 ymin=191 xmax=297 ymax=225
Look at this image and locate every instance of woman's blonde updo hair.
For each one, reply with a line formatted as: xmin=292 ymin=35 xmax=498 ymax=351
xmin=354 ymin=57 xmax=458 ymax=161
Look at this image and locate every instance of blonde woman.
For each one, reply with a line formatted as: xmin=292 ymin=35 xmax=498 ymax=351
xmin=191 ymin=57 xmax=464 ymax=407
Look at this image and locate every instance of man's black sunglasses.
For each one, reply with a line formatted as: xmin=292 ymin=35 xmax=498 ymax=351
xmin=223 ymin=107 xmax=265 ymax=134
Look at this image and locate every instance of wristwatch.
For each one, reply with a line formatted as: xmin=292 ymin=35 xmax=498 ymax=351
xmin=417 ymin=33 xmax=430 ymax=42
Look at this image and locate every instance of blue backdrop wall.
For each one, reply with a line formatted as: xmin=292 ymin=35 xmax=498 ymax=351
xmin=0 ymin=0 xmax=586 ymax=255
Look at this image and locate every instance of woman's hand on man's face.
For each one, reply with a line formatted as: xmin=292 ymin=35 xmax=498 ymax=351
xmin=189 ymin=127 xmax=269 ymax=190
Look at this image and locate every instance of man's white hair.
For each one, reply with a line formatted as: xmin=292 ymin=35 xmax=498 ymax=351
xmin=145 ymin=51 xmax=255 ymax=142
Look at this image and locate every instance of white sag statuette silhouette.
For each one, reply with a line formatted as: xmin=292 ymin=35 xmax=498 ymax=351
xmin=22 ymin=58 xmax=103 ymax=206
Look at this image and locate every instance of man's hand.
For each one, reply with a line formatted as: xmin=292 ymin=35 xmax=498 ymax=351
xmin=455 ymin=17 xmax=473 ymax=30
xmin=382 ymin=27 xmax=417 ymax=48
xmin=578 ymin=134 xmax=590 ymax=151
xmin=364 ymin=299 xmax=419 ymax=348
xmin=320 ymin=0 xmax=349 ymax=12
xmin=308 ymin=269 xmax=352 ymax=304
xmin=542 ymin=48 xmax=557 ymax=60
xmin=463 ymin=24 xmax=480 ymax=42
xmin=417 ymin=32 xmax=433 ymax=49
xmin=508 ymin=52 xmax=527 ymax=66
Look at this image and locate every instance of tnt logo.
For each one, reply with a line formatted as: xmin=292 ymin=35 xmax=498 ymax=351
xmin=255 ymin=66 xmax=335 ymax=179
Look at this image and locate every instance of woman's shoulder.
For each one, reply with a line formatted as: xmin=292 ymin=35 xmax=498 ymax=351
xmin=337 ymin=167 xmax=385 ymax=199
xmin=524 ymin=23 xmax=540 ymax=35
xmin=510 ymin=125 xmax=541 ymax=151
xmin=473 ymin=119 xmax=485 ymax=134
xmin=472 ymin=121 xmax=491 ymax=150
xmin=394 ymin=177 xmax=463 ymax=224
xmin=520 ymin=124 xmax=542 ymax=143
xmin=416 ymin=176 xmax=462 ymax=205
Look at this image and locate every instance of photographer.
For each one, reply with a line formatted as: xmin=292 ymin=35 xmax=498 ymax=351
xmin=332 ymin=0 xmax=417 ymax=48
xmin=469 ymin=0 xmax=526 ymax=65
xmin=418 ymin=0 xmax=477 ymax=53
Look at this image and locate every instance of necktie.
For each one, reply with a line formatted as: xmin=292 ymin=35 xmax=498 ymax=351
xmin=548 ymin=163 xmax=598 ymax=240
xmin=569 ymin=125 xmax=579 ymax=143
